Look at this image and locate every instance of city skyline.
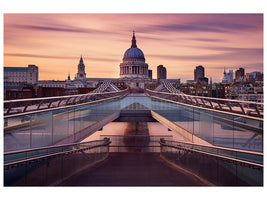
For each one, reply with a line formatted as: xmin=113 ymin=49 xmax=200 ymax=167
xmin=4 ymin=14 xmax=263 ymax=82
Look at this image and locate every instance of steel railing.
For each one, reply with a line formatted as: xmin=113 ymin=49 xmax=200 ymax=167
xmin=4 ymin=138 xmax=111 ymax=167
xmin=4 ymin=138 xmax=111 ymax=186
xmin=100 ymin=135 xmax=173 ymax=152
xmin=160 ymin=139 xmax=263 ymax=167
xmin=162 ymin=80 xmax=181 ymax=94
xmin=146 ymin=89 xmax=263 ymax=118
xmin=4 ymin=89 xmax=129 ymax=116
xmin=160 ymin=139 xmax=263 ymax=186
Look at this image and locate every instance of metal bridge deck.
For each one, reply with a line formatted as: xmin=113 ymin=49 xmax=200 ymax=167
xmin=59 ymin=152 xmax=208 ymax=186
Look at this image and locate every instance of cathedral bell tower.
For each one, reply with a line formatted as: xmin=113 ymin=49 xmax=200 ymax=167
xmin=75 ymin=56 xmax=86 ymax=80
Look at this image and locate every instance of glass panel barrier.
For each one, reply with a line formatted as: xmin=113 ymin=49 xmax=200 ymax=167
xmin=150 ymin=96 xmax=263 ymax=153
xmin=160 ymin=140 xmax=263 ymax=186
xmin=4 ymin=96 xmax=122 ymax=152
xmin=54 ymin=109 xmax=71 ymax=143
xmin=233 ymin=116 xmax=263 ymax=152
xmin=4 ymin=139 xmax=110 ymax=186
xmin=197 ymin=109 xmax=214 ymax=144
xmin=31 ymin=111 xmax=53 ymax=148
xmin=165 ymin=140 xmax=263 ymax=165
xmin=4 ymin=115 xmax=31 ymax=152
xmin=67 ymin=107 xmax=75 ymax=142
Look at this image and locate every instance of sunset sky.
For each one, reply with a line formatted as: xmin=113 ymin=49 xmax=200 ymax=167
xmin=4 ymin=14 xmax=263 ymax=82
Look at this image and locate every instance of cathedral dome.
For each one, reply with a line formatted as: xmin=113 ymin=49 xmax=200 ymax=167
xmin=119 ymin=31 xmax=149 ymax=84
xmin=122 ymin=31 xmax=145 ymax=61
xmin=123 ymin=47 xmax=145 ymax=60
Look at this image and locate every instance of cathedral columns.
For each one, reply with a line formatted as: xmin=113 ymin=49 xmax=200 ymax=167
xmin=120 ymin=65 xmax=149 ymax=76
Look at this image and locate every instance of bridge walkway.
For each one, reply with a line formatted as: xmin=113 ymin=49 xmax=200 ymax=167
xmin=59 ymin=152 xmax=208 ymax=186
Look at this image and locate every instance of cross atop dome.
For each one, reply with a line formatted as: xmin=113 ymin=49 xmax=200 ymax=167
xmin=131 ymin=31 xmax=137 ymax=48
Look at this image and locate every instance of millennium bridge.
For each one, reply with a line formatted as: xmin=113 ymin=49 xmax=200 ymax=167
xmin=4 ymin=81 xmax=263 ymax=186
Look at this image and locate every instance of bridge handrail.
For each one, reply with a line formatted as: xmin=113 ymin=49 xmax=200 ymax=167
xmin=4 ymin=88 xmax=128 ymax=104
xmin=146 ymin=89 xmax=263 ymax=118
xmin=162 ymin=80 xmax=181 ymax=94
xmin=4 ymin=138 xmax=111 ymax=166
xmin=4 ymin=88 xmax=129 ymax=116
xmin=160 ymin=139 xmax=263 ymax=167
xmin=4 ymin=139 xmax=106 ymax=155
xmin=146 ymin=89 xmax=263 ymax=106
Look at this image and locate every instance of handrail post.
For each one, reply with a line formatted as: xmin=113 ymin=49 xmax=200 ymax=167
xmin=188 ymin=96 xmax=193 ymax=105
xmin=37 ymin=100 xmax=44 ymax=110
xmin=23 ymin=102 xmax=30 ymax=112
xmin=160 ymin=138 xmax=165 ymax=153
xmin=57 ymin=98 xmax=64 ymax=107
xmin=253 ymin=104 xmax=261 ymax=117
xmin=200 ymin=98 xmax=206 ymax=107
xmin=48 ymin=100 xmax=54 ymax=108
xmin=208 ymin=99 xmax=213 ymax=109
xmin=6 ymin=103 xmax=13 ymax=114
xmin=226 ymin=101 xmax=233 ymax=112
xmin=237 ymin=102 xmax=246 ymax=115
xmin=72 ymin=96 xmax=78 ymax=105
xmin=194 ymin=97 xmax=199 ymax=106
xmin=183 ymin=96 xmax=188 ymax=104
xmin=65 ymin=97 xmax=72 ymax=106
xmin=217 ymin=101 xmax=223 ymax=110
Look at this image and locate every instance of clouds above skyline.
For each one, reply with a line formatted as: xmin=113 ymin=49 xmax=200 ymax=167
xmin=4 ymin=14 xmax=263 ymax=82
xmin=5 ymin=53 xmax=119 ymax=62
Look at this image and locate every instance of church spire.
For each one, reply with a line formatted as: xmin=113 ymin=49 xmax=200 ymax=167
xmin=131 ymin=31 xmax=137 ymax=48
xmin=75 ymin=55 xmax=86 ymax=80
xmin=79 ymin=55 xmax=83 ymax=64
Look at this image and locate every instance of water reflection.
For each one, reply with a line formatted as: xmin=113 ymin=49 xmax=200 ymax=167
xmin=123 ymin=122 xmax=150 ymax=152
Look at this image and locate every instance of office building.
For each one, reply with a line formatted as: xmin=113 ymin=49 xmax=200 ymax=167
xmin=157 ymin=65 xmax=167 ymax=80
xmin=194 ymin=65 xmax=204 ymax=81
xmin=4 ymin=64 xmax=39 ymax=84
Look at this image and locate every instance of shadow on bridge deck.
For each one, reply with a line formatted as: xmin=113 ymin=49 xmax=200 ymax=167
xmin=59 ymin=152 xmax=210 ymax=186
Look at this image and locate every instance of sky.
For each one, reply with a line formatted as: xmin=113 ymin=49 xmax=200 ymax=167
xmin=4 ymin=14 xmax=263 ymax=82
